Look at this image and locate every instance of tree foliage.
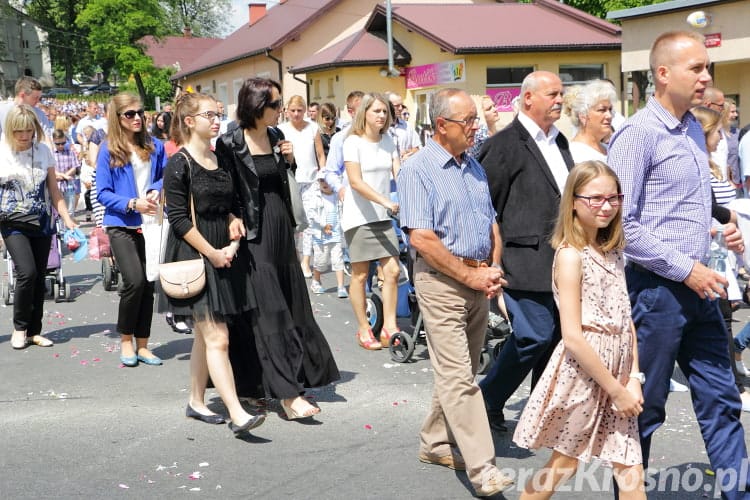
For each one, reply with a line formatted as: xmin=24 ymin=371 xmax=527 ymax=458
xmin=77 ymin=0 xmax=165 ymax=103
xmin=22 ymin=0 xmax=95 ymax=87
xmin=160 ymin=0 xmax=233 ymax=38
xmin=563 ymin=0 xmax=670 ymax=20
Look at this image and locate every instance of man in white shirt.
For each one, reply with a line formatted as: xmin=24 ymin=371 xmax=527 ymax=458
xmin=0 ymin=76 xmax=53 ymax=140
xmin=476 ymin=71 xmax=574 ymax=434
xmin=386 ymin=92 xmax=421 ymax=160
xmin=76 ymin=100 xmax=108 ymax=138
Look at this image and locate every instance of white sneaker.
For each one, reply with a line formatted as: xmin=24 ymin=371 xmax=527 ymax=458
xmin=736 ymin=359 xmax=750 ymax=377
xmin=337 ymin=287 xmax=349 ymax=298
xmin=310 ymin=281 xmax=324 ymax=294
xmin=669 ymin=378 xmax=689 ymax=392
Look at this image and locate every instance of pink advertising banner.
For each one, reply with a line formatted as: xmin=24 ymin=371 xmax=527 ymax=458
xmin=486 ymin=87 xmax=522 ymax=113
xmin=405 ymin=59 xmax=465 ymax=90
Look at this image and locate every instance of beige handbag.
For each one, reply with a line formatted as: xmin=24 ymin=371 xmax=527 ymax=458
xmin=159 ymin=153 xmax=206 ymax=299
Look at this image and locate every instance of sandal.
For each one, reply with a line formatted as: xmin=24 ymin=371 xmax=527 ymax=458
xmin=30 ymin=335 xmax=53 ymax=347
xmin=11 ymin=331 xmax=26 ymax=350
xmin=281 ymin=398 xmax=320 ymax=420
xmin=380 ymin=327 xmax=397 ymax=348
xmin=356 ymin=330 xmax=382 ymax=350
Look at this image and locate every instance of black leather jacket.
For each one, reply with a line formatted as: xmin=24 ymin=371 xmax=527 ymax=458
xmin=215 ymin=122 xmax=297 ymax=241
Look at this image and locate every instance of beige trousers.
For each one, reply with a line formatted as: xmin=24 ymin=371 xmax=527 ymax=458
xmin=415 ymin=259 xmax=496 ymax=488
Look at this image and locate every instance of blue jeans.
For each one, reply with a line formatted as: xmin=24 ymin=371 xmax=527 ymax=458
xmin=626 ymin=265 xmax=750 ymax=499
xmin=479 ymin=289 xmax=560 ymax=412
xmin=735 ymin=322 xmax=750 ymax=353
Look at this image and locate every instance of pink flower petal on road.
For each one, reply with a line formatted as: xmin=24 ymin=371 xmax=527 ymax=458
xmin=80 ymin=360 xmax=88 ymax=366
xmin=188 ymin=472 xmax=201 ymax=480
xmin=364 ymin=424 xmax=373 ymax=430
xmin=54 ymin=353 xmax=60 ymax=358
xmin=392 ymin=402 xmax=398 ymax=406
xmin=92 ymin=358 xmax=101 ymax=362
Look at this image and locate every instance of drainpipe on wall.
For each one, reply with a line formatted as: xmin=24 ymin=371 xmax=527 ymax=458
xmin=291 ymin=74 xmax=310 ymax=105
xmin=265 ymin=50 xmax=283 ymax=83
xmin=265 ymin=50 xmax=310 ymax=104
xmin=385 ymin=0 xmax=399 ymax=77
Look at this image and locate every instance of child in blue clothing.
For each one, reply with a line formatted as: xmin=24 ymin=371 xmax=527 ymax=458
xmin=304 ymin=171 xmax=347 ymax=297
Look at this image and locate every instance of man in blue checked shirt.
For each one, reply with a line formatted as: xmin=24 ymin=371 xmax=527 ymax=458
xmin=398 ymin=88 xmax=513 ymax=497
xmin=608 ymin=31 xmax=750 ymax=499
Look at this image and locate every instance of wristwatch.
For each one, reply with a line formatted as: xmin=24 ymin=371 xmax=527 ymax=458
xmin=629 ymin=372 xmax=646 ymax=385
xmin=127 ymin=198 xmax=137 ymax=213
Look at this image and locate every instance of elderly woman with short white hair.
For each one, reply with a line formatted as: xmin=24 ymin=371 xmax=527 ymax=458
xmin=562 ymin=80 xmax=617 ymax=163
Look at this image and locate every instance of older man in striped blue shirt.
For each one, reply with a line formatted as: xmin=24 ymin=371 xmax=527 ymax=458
xmin=609 ymin=31 xmax=750 ymax=498
xmin=398 ymin=88 xmax=512 ymax=497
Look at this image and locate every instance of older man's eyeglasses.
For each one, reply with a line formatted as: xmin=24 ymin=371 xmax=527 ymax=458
xmin=442 ymin=116 xmax=480 ymax=128
xmin=574 ymin=194 xmax=624 ymax=208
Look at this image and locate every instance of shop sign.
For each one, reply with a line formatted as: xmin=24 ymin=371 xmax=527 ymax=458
xmin=704 ymin=33 xmax=721 ymax=48
xmin=405 ymin=59 xmax=465 ymax=90
xmin=486 ymin=87 xmax=522 ymax=113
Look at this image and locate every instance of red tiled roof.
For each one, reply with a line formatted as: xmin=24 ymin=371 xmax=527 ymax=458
xmin=140 ymin=35 xmax=221 ymax=71
xmin=173 ymin=0 xmax=341 ymax=79
xmin=367 ymin=1 xmax=621 ymax=54
xmin=290 ymin=30 xmax=411 ymax=74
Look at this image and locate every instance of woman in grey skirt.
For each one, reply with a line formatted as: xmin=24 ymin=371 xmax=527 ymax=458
xmin=342 ymin=93 xmax=402 ymax=351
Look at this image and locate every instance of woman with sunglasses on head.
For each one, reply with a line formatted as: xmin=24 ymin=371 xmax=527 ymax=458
xmin=1 ymin=105 xmax=77 ymax=350
xmin=216 ymin=77 xmax=339 ymax=420
xmin=160 ymin=93 xmax=264 ymax=433
xmin=96 ymin=93 xmax=166 ymax=367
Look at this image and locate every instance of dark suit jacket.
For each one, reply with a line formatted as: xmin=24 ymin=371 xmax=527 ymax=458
xmin=477 ymin=116 xmax=573 ymax=292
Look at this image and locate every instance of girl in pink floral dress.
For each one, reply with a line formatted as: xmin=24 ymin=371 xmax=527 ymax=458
xmin=513 ymin=161 xmax=645 ymax=499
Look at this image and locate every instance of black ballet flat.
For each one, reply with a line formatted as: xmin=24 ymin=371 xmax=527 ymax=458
xmin=186 ymin=405 xmax=225 ymax=425
xmin=228 ymin=414 xmax=266 ymax=435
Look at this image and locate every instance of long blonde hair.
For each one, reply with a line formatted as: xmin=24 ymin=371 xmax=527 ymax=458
xmin=692 ymin=105 xmax=723 ymax=180
xmin=105 ymin=93 xmax=153 ymax=167
xmin=550 ymin=160 xmax=625 ymax=253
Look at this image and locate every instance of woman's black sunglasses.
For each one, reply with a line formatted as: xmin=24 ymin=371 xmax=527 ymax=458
xmin=267 ymin=99 xmax=282 ymax=110
xmin=119 ymin=109 xmax=145 ymax=119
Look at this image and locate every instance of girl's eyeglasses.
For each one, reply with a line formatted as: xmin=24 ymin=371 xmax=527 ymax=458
xmin=574 ymin=194 xmax=624 ymax=208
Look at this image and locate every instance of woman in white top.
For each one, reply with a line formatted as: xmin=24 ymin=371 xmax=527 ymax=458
xmin=1 ymin=105 xmax=77 ymax=350
xmin=342 ymin=93 xmax=401 ymax=351
xmin=562 ymin=80 xmax=616 ymax=164
xmin=278 ymin=95 xmax=326 ymax=277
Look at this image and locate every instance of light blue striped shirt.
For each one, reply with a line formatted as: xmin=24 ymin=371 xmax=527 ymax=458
xmin=398 ymin=138 xmax=496 ymax=260
xmin=607 ymin=97 xmax=713 ymax=282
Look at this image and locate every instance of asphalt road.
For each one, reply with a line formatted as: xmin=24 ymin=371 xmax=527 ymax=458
xmin=2 ymin=230 xmax=750 ymax=499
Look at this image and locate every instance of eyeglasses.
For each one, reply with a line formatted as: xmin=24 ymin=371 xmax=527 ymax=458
xmin=574 ymin=194 xmax=624 ymax=208
xmin=54 ymin=141 xmax=67 ymax=146
xmin=442 ymin=116 xmax=480 ymax=128
xmin=119 ymin=109 xmax=144 ymax=119
xmin=322 ymin=115 xmax=334 ymax=121
xmin=192 ymin=111 xmax=220 ymax=121
xmin=267 ymin=99 xmax=282 ymax=110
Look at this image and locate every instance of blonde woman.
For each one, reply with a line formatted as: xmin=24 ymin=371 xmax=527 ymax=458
xmin=96 ymin=94 xmax=166 ymax=367
xmin=0 ymin=105 xmax=76 ymax=349
xmin=342 ymin=93 xmax=401 ymax=350
xmin=161 ymin=93 xmax=264 ymax=433
xmin=278 ymin=95 xmax=326 ymax=277
xmin=469 ymin=95 xmax=501 ymax=157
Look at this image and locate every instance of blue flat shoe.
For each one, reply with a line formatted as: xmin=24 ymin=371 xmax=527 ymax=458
xmin=137 ymin=354 xmax=163 ymax=366
xmin=120 ymin=355 xmax=138 ymax=367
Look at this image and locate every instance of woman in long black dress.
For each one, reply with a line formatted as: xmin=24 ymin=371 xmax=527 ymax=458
xmin=216 ymin=77 xmax=339 ymax=420
xmin=160 ymin=93 xmax=264 ymax=434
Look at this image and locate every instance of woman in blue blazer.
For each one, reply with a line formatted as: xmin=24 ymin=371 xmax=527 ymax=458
xmin=96 ymin=93 xmax=166 ymax=367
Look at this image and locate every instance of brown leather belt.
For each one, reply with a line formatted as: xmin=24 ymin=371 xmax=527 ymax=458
xmin=415 ymin=253 xmax=490 ymax=268
xmin=456 ymin=257 xmax=490 ymax=268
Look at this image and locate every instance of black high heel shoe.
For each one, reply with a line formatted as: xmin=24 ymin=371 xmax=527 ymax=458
xmin=228 ymin=414 xmax=266 ymax=435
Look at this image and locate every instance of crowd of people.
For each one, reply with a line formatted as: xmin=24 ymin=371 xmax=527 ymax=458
xmin=4 ymin=29 xmax=750 ymax=498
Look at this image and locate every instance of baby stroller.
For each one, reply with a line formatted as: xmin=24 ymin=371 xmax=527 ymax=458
xmin=382 ymin=218 xmax=512 ymax=374
xmin=101 ymin=255 xmax=120 ymax=291
xmin=3 ymin=218 xmax=72 ymax=305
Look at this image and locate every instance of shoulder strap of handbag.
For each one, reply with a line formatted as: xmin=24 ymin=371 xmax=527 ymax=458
xmin=158 ymin=151 xmax=199 ymax=259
